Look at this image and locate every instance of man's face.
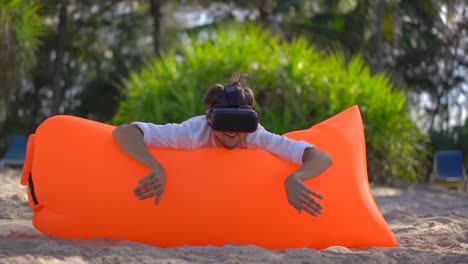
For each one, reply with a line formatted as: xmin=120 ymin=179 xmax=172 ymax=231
xmin=213 ymin=131 xmax=247 ymax=149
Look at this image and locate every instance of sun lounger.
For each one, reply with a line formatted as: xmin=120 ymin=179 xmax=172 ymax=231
xmin=430 ymin=150 xmax=467 ymax=191
xmin=0 ymin=135 xmax=28 ymax=169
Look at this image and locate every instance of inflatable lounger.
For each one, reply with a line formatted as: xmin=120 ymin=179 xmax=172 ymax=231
xmin=20 ymin=105 xmax=397 ymax=249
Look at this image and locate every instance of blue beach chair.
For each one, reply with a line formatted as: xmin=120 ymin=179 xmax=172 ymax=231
xmin=430 ymin=150 xmax=468 ymax=191
xmin=0 ymin=135 xmax=28 ymax=169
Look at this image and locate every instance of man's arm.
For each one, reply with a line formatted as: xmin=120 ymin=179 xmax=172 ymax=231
xmin=285 ymin=148 xmax=333 ymax=216
xmin=294 ymin=147 xmax=333 ymax=181
xmin=112 ymin=124 xmax=166 ymax=204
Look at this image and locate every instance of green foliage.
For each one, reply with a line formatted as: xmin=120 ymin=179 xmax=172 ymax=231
xmin=116 ymin=23 xmax=428 ymax=183
xmin=397 ymin=0 xmax=466 ymax=132
xmin=0 ymin=0 xmax=48 ymax=72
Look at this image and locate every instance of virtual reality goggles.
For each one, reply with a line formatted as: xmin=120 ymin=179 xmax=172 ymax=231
xmin=207 ymin=85 xmax=259 ymax=133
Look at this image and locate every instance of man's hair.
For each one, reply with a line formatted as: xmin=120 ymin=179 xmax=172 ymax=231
xmin=203 ymin=73 xmax=255 ymax=110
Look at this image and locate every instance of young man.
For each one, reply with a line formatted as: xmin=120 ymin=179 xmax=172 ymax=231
xmin=112 ymin=74 xmax=333 ymax=217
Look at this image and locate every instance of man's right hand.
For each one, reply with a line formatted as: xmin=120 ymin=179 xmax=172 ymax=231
xmin=134 ymin=166 xmax=166 ymax=205
xmin=112 ymin=124 xmax=167 ymax=205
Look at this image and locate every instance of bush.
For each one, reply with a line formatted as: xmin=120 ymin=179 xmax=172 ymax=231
xmin=112 ymin=23 xmax=428 ymax=184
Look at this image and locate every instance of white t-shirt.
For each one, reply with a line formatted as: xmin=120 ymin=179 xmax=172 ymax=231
xmin=132 ymin=115 xmax=314 ymax=165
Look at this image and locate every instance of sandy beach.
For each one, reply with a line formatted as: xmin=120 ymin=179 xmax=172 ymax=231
xmin=0 ymin=168 xmax=467 ymax=264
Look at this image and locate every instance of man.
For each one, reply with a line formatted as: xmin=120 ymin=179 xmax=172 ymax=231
xmin=113 ymin=73 xmax=333 ymax=217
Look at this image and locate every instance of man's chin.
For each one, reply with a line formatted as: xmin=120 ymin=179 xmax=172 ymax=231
xmin=223 ymin=143 xmax=238 ymax=149
xmin=221 ymin=140 xmax=240 ymax=149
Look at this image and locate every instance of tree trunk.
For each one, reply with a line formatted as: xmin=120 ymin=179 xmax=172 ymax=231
xmin=150 ymin=0 xmax=161 ymax=57
xmin=50 ymin=0 xmax=68 ymax=116
xmin=0 ymin=21 xmax=18 ymax=123
xmin=4 ymin=80 xmax=19 ymax=124
xmin=375 ymin=0 xmax=384 ymax=73
xmin=258 ymin=0 xmax=271 ymax=27
xmin=30 ymin=79 xmax=42 ymax=132
xmin=429 ymin=92 xmax=443 ymax=133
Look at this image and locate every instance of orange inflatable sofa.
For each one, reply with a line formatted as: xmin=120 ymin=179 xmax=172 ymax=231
xmin=21 ymin=105 xmax=397 ymax=249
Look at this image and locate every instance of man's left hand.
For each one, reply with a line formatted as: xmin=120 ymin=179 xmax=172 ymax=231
xmin=284 ymin=174 xmax=323 ymax=216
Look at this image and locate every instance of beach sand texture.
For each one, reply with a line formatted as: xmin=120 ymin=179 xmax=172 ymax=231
xmin=0 ymin=168 xmax=467 ymax=264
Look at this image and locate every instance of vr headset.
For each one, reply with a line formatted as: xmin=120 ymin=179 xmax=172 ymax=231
xmin=207 ymin=84 xmax=259 ymax=133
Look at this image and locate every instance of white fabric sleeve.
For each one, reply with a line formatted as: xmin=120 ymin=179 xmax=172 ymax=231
xmin=246 ymin=125 xmax=314 ymax=165
xmin=130 ymin=121 xmax=194 ymax=149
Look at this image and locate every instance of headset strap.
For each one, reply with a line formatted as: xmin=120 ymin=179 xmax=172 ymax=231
xmin=224 ymin=85 xmax=239 ymax=106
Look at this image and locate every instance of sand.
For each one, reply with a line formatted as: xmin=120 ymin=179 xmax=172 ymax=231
xmin=0 ymin=168 xmax=467 ymax=264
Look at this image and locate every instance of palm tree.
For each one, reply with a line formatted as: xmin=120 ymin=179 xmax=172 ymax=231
xmin=0 ymin=1 xmax=45 ymax=124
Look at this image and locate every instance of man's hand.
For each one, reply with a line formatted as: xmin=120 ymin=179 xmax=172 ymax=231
xmin=134 ymin=166 xmax=166 ymax=205
xmin=285 ymin=174 xmax=323 ymax=216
